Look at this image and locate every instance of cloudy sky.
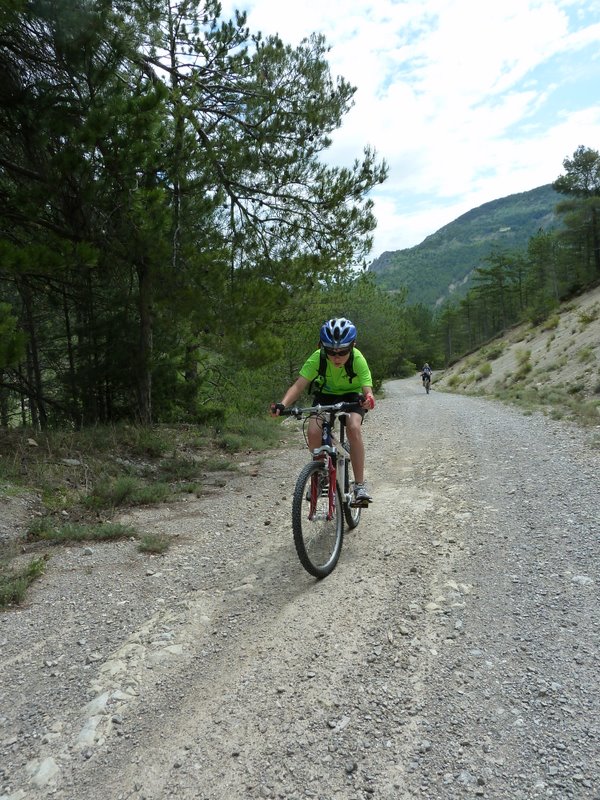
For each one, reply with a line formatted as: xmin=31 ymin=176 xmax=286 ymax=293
xmin=219 ymin=0 xmax=600 ymax=259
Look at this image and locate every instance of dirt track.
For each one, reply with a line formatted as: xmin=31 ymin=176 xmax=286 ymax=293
xmin=1 ymin=378 xmax=599 ymax=800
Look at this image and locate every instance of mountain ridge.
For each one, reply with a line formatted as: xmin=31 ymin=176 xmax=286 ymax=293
xmin=370 ymin=184 xmax=562 ymax=307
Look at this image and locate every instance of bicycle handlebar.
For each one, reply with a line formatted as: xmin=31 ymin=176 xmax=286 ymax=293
xmin=281 ymin=399 xmax=364 ymax=419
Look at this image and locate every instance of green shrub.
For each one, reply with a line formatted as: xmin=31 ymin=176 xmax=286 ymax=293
xmin=138 ymin=534 xmax=170 ymax=554
xmin=84 ymin=476 xmax=139 ymax=508
xmin=579 ymin=309 xmax=598 ymax=326
xmin=515 ymin=348 xmax=531 ymax=365
xmin=126 ymin=429 xmax=171 ymax=458
xmin=577 ymin=347 xmax=595 ymax=364
xmin=485 ymin=343 xmax=504 ymax=360
xmin=542 ymin=315 xmax=560 ymax=331
xmin=514 ymin=361 xmax=533 ymax=380
xmin=130 ymin=483 xmax=172 ymax=505
xmin=155 ymin=457 xmax=204 ymax=482
xmin=575 ymin=400 xmax=600 ymax=426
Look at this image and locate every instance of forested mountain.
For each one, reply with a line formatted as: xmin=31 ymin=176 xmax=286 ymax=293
xmin=369 ymin=184 xmax=562 ymax=306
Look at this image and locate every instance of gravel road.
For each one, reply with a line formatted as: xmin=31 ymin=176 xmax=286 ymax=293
xmin=1 ymin=378 xmax=599 ymax=800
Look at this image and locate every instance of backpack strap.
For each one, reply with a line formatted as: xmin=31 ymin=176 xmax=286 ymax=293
xmin=344 ymin=349 xmax=357 ymax=383
xmin=309 ymin=348 xmax=328 ymax=394
xmin=309 ymin=347 xmax=357 ymax=394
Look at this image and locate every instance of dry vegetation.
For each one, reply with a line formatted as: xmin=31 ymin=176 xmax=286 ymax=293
xmin=434 ymin=284 xmax=600 ymax=431
xmin=0 ymin=416 xmax=282 ymax=606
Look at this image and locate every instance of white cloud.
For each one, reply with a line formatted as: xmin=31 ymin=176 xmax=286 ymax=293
xmin=220 ymin=0 xmax=600 ymax=255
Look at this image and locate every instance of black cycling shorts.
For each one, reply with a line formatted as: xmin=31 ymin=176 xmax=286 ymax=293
xmin=312 ymin=392 xmax=366 ymax=420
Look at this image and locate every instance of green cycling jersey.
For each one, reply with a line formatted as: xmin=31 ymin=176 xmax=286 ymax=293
xmin=299 ymin=347 xmax=372 ymax=395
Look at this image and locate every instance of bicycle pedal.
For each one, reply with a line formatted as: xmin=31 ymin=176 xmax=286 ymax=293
xmin=350 ymin=498 xmax=371 ymax=508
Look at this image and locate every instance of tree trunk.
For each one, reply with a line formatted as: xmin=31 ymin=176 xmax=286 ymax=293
xmin=63 ymin=287 xmax=80 ymax=427
xmin=0 ymin=378 xmax=8 ymax=427
xmin=136 ymin=260 xmax=153 ymax=425
xmin=20 ymin=282 xmax=47 ymax=429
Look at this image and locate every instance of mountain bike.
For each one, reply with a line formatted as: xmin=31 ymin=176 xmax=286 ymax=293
xmin=423 ymin=374 xmax=431 ymax=394
xmin=281 ymin=400 xmax=367 ymax=579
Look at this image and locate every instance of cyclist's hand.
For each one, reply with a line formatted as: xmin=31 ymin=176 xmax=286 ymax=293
xmin=270 ymin=402 xmax=285 ymax=417
xmin=361 ymin=394 xmax=375 ymax=411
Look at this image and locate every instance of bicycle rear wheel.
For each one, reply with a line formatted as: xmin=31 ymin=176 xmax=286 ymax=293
xmin=292 ymin=461 xmax=343 ymax=579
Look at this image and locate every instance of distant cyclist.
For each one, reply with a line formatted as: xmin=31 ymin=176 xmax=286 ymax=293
xmin=271 ymin=317 xmax=375 ymax=505
xmin=421 ymin=362 xmax=433 ymax=387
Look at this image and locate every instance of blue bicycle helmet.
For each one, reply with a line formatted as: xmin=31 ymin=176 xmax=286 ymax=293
xmin=320 ymin=317 xmax=357 ymax=348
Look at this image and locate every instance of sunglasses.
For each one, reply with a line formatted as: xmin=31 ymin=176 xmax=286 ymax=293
xmin=324 ymin=346 xmax=352 ymax=357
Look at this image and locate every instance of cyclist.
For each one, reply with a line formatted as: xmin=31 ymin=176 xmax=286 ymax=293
xmin=421 ymin=362 xmax=432 ymax=386
xmin=271 ymin=317 xmax=375 ymax=504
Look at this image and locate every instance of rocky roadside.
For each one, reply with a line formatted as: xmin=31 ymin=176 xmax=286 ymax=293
xmin=1 ymin=378 xmax=599 ymax=800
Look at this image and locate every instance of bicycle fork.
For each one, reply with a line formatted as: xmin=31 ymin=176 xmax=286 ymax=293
xmin=309 ymin=446 xmax=336 ymax=521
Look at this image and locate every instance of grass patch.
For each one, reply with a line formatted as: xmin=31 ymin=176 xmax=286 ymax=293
xmin=478 ymin=362 xmax=492 ymax=380
xmin=27 ymin=519 xmax=135 ymax=544
xmin=577 ymin=347 xmax=595 ymax=364
xmin=578 ymin=309 xmax=598 ymax=327
xmin=215 ymin=414 xmax=282 ymax=452
xmin=0 ymin=556 xmax=47 ymax=608
xmin=575 ymin=399 xmax=600 ymax=426
xmin=491 ymin=383 xmax=600 ymax=427
xmin=84 ymin=476 xmax=172 ymax=510
xmin=154 ymin=457 xmax=204 ymax=482
xmin=200 ymin=455 xmax=236 ymax=471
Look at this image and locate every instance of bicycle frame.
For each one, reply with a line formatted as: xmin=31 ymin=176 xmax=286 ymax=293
xmin=285 ymin=400 xmax=359 ymax=521
xmin=309 ymin=409 xmax=352 ymax=520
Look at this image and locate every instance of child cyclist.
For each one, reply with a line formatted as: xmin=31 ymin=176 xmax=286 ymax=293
xmin=270 ymin=317 xmax=375 ymax=504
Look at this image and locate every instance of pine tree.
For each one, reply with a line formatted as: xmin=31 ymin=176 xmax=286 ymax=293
xmin=553 ymin=145 xmax=600 ymax=281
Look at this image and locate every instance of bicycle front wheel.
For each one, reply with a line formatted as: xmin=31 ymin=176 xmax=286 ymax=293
xmin=292 ymin=461 xmax=343 ymax=579
xmin=343 ymin=457 xmax=361 ymax=530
